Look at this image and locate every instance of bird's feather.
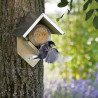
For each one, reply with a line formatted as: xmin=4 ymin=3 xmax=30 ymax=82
xmin=45 ymin=48 xmax=59 ymax=63
xmin=38 ymin=44 xmax=50 ymax=59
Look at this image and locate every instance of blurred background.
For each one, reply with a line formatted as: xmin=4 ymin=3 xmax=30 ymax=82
xmin=44 ymin=0 xmax=98 ymax=98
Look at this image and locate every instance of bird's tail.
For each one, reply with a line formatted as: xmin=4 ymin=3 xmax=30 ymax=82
xmin=33 ymin=56 xmax=39 ymax=59
xmin=28 ymin=55 xmax=39 ymax=61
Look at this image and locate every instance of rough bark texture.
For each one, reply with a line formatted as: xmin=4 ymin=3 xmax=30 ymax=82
xmin=0 ymin=0 xmax=44 ymax=98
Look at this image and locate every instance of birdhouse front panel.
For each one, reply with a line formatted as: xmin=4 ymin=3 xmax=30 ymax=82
xmin=17 ymin=37 xmax=40 ymax=67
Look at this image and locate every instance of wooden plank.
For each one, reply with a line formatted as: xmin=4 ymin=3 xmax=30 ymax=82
xmin=17 ymin=37 xmax=40 ymax=67
xmin=28 ymin=41 xmax=38 ymax=53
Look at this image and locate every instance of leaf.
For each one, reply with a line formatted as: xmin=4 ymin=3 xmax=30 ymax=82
xmin=83 ymin=1 xmax=89 ymax=10
xmin=95 ymin=0 xmax=98 ymax=2
xmin=83 ymin=0 xmax=92 ymax=11
xmin=93 ymin=16 xmax=98 ymax=29
xmin=68 ymin=9 xmax=70 ymax=14
xmin=85 ymin=9 xmax=94 ymax=20
xmin=70 ymin=0 xmax=73 ymax=10
xmin=58 ymin=0 xmax=68 ymax=7
xmin=56 ymin=14 xmax=64 ymax=22
xmin=89 ymin=0 xmax=92 ymax=3
xmin=96 ymin=9 xmax=98 ymax=12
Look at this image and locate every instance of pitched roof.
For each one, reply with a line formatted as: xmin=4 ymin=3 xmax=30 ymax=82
xmin=13 ymin=13 xmax=65 ymax=38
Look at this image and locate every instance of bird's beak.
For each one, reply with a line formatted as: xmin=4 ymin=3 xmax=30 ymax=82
xmin=53 ymin=44 xmax=56 ymax=47
xmin=54 ymin=44 xmax=56 ymax=46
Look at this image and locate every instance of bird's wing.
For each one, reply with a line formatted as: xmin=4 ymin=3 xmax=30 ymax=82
xmin=45 ymin=48 xmax=59 ymax=63
xmin=38 ymin=44 xmax=49 ymax=59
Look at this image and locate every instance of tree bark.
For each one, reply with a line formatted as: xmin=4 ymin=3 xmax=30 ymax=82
xmin=0 ymin=0 xmax=44 ymax=98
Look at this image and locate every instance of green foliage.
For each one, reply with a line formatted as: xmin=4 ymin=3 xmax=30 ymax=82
xmin=45 ymin=0 xmax=98 ymax=81
xmin=56 ymin=14 xmax=64 ymax=22
xmin=51 ymin=14 xmax=98 ymax=80
xmin=49 ymin=1 xmax=98 ymax=80
xmin=83 ymin=0 xmax=92 ymax=10
xmin=95 ymin=0 xmax=98 ymax=3
xmin=57 ymin=0 xmax=73 ymax=14
xmin=85 ymin=9 xmax=94 ymax=20
xmin=58 ymin=0 xmax=68 ymax=7
xmin=96 ymin=9 xmax=98 ymax=12
xmin=57 ymin=0 xmax=98 ymax=29
xmin=84 ymin=0 xmax=98 ymax=29
xmin=93 ymin=16 xmax=98 ymax=29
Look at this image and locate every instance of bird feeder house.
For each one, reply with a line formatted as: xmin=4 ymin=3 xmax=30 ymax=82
xmin=13 ymin=13 xmax=64 ymax=67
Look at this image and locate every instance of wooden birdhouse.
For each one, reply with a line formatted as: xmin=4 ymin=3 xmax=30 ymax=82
xmin=13 ymin=13 xmax=64 ymax=67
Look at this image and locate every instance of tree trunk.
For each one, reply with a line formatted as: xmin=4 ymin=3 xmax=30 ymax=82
xmin=0 ymin=0 xmax=44 ymax=98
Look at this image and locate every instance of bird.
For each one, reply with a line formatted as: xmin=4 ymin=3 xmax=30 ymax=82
xmin=33 ymin=41 xmax=59 ymax=63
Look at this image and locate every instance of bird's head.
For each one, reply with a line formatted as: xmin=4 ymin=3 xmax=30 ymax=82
xmin=47 ymin=41 xmax=56 ymax=47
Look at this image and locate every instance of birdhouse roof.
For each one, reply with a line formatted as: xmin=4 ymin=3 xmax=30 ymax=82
xmin=13 ymin=13 xmax=65 ymax=38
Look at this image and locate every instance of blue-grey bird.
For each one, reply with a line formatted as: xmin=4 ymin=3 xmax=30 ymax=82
xmin=34 ymin=41 xmax=59 ymax=63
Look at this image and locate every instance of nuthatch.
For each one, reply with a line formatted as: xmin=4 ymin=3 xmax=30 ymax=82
xmin=33 ymin=41 xmax=59 ymax=63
